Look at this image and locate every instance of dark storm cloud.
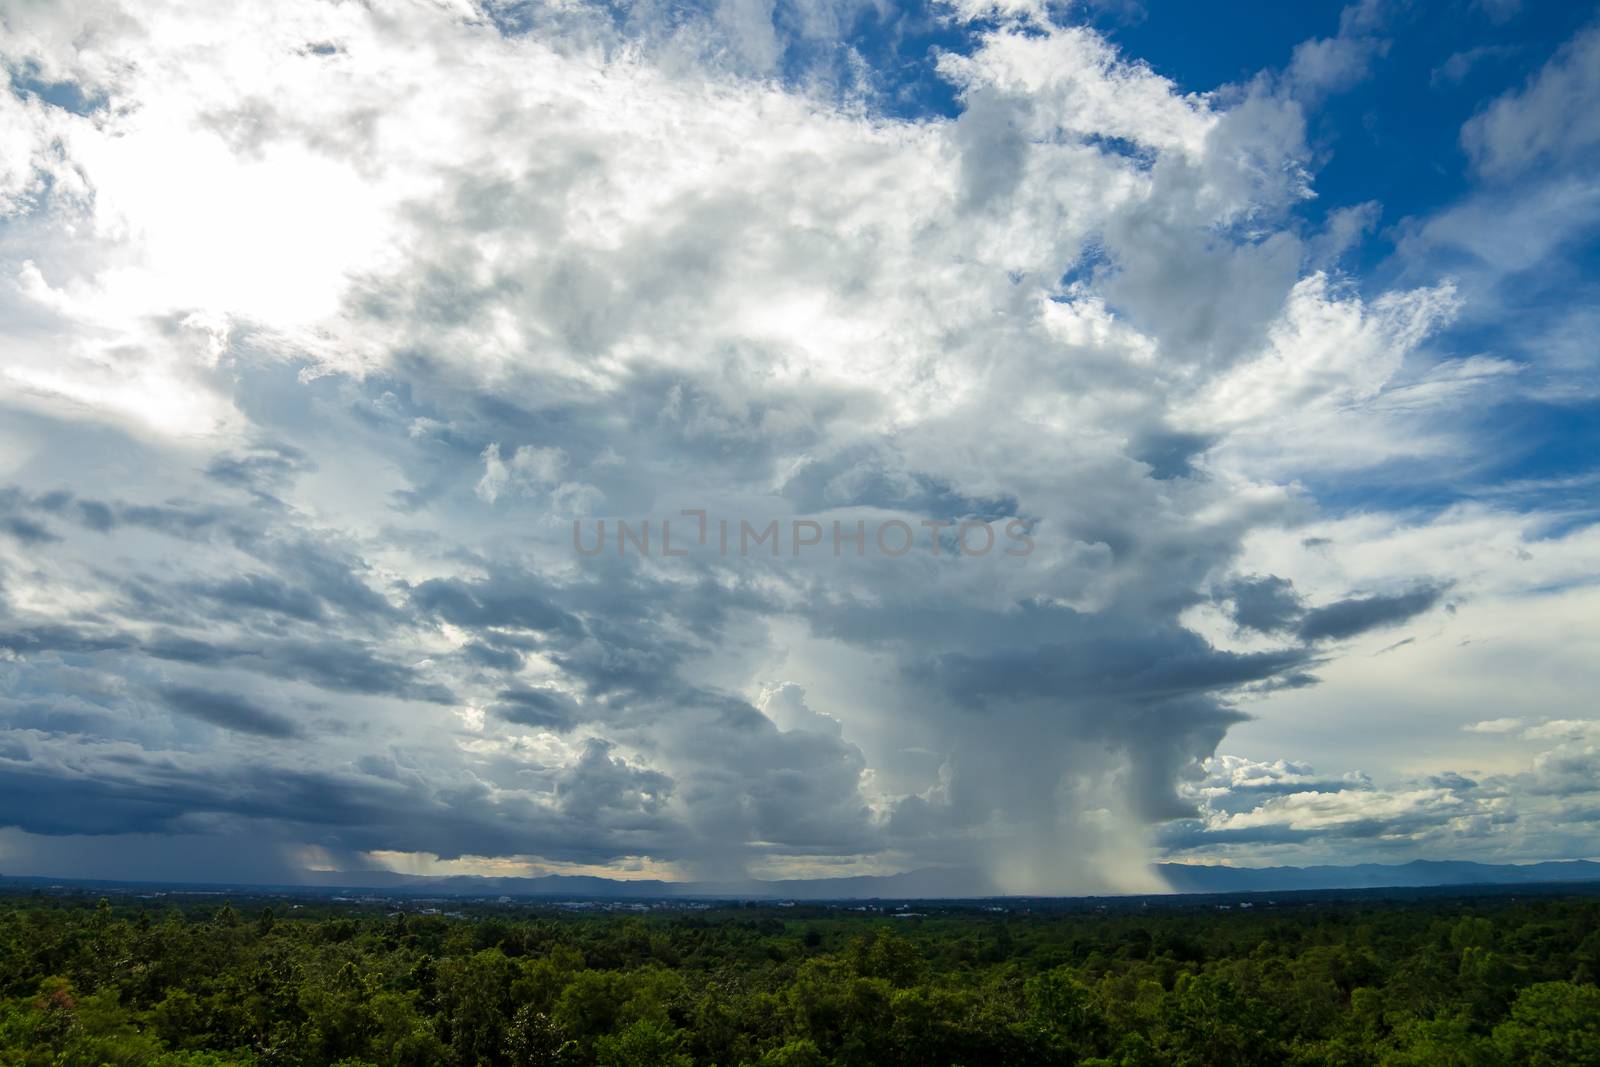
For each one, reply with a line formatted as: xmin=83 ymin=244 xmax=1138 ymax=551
xmin=252 ymin=538 xmax=403 ymax=624
xmin=1296 ymin=584 xmax=1448 ymax=642
xmin=1212 ymin=576 xmax=1447 ymax=644
xmin=112 ymin=502 xmax=229 ymax=538
xmin=1251 ymin=671 xmax=1322 ymax=692
xmin=0 ymin=488 xmax=60 ymax=543
xmin=779 ymin=445 xmax=1019 ymax=519
xmin=0 ymin=624 xmax=452 ymax=704
xmin=655 ymin=693 xmax=881 ymax=861
xmin=2 ymin=485 xmax=238 ymax=540
xmin=1156 ymin=820 xmax=1319 ymax=848
xmin=365 ymin=332 xmax=870 ymax=502
xmin=0 ymin=696 xmax=118 ymax=737
xmin=1217 ymin=574 xmax=1304 ymax=633
xmin=1 ymin=515 xmax=59 ymax=544
xmin=0 ymin=624 xmax=127 ymax=657
xmin=161 ymin=685 xmax=302 ymax=738
xmin=462 ymin=641 xmax=525 ymax=671
xmin=1 ymin=751 xmax=383 ymax=840
xmin=408 ymin=573 xmax=582 ymax=635
xmin=1523 ymin=747 xmax=1600 ymax=797
xmin=911 ymin=607 xmax=1309 ymax=705
xmin=72 ymin=499 xmax=115 ymax=531
xmin=405 ymin=557 xmax=773 ymax=706
xmin=1127 ymin=428 xmax=1215 ymax=481
xmin=204 ymin=443 xmax=314 ymax=494
xmin=148 ymin=634 xmax=457 ymax=703
xmin=555 ymin=738 xmax=673 ymax=819
xmin=797 ymin=592 xmax=1318 ymax=846
xmin=0 ymin=732 xmax=693 ymax=864
xmin=491 ymin=686 xmax=580 ymax=730
xmin=548 ymin=619 xmax=698 ymax=701
xmin=196 ymin=573 xmax=327 ymax=622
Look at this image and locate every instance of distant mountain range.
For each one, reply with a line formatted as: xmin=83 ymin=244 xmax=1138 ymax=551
xmin=287 ymin=859 xmax=1600 ymax=898
xmin=7 ymin=859 xmax=1600 ymax=900
xmin=282 ymin=867 xmax=1001 ymax=900
xmin=1155 ymin=859 xmax=1600 ymax=894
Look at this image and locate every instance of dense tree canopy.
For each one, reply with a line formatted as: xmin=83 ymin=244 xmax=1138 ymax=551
xmin=1 ymin=888 xmax=1597 ymax=1065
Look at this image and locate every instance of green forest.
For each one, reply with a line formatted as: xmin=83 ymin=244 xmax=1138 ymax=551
xmin=1 ymin=887 xmax=1597 ymax=1066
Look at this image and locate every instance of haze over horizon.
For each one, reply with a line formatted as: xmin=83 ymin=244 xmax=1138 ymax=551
xmin=1 ymin=0 xmax=1598 ymax=895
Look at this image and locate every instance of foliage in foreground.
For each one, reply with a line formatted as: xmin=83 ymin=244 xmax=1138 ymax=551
xmin=1 ymin=890 xmax=1598 ymax=1066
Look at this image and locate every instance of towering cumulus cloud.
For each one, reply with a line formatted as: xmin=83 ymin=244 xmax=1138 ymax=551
xmin=0 ymin=0 xmax=1552 ymax=892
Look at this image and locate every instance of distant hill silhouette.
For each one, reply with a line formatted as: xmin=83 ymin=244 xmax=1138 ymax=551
xmin=1155 ymin=859 xmax=1600 ymax=893
xmin=7 ymin=859 xmax=1599 ymax=899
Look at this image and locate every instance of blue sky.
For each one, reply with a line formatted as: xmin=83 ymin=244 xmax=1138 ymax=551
xmin=0 ymin=0 xmax=1597 ymax=892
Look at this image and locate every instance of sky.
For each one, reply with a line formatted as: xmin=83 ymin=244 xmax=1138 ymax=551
xmin=0 ymin=0 xmax=1597 ymax=894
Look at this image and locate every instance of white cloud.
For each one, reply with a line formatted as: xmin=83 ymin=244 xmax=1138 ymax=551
xmin=1192 ymin=272 xmax=1459 ymax=430
xmin=1430 ymin=45 xmax=1519 ymax=89
xmin=1462 ymin=26 xmax=1600 ymax=180
xmin=756 ymin=681 xmax=844 ymax=737
xmin=1521 ymin=720 xmax=1600 ymax=742
xmin=1288 ymin=34 xmax=1382 ymax=96
xmin=1465 ymin=718 xmax=1524 ymax=734
xmin=475 ymin=443 xmax=568 ymax=504
xmin=1164 ymin=740 xmax=1600 ymax=866
xmin=1283 ymin=0 xmax=1394 ymax=100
